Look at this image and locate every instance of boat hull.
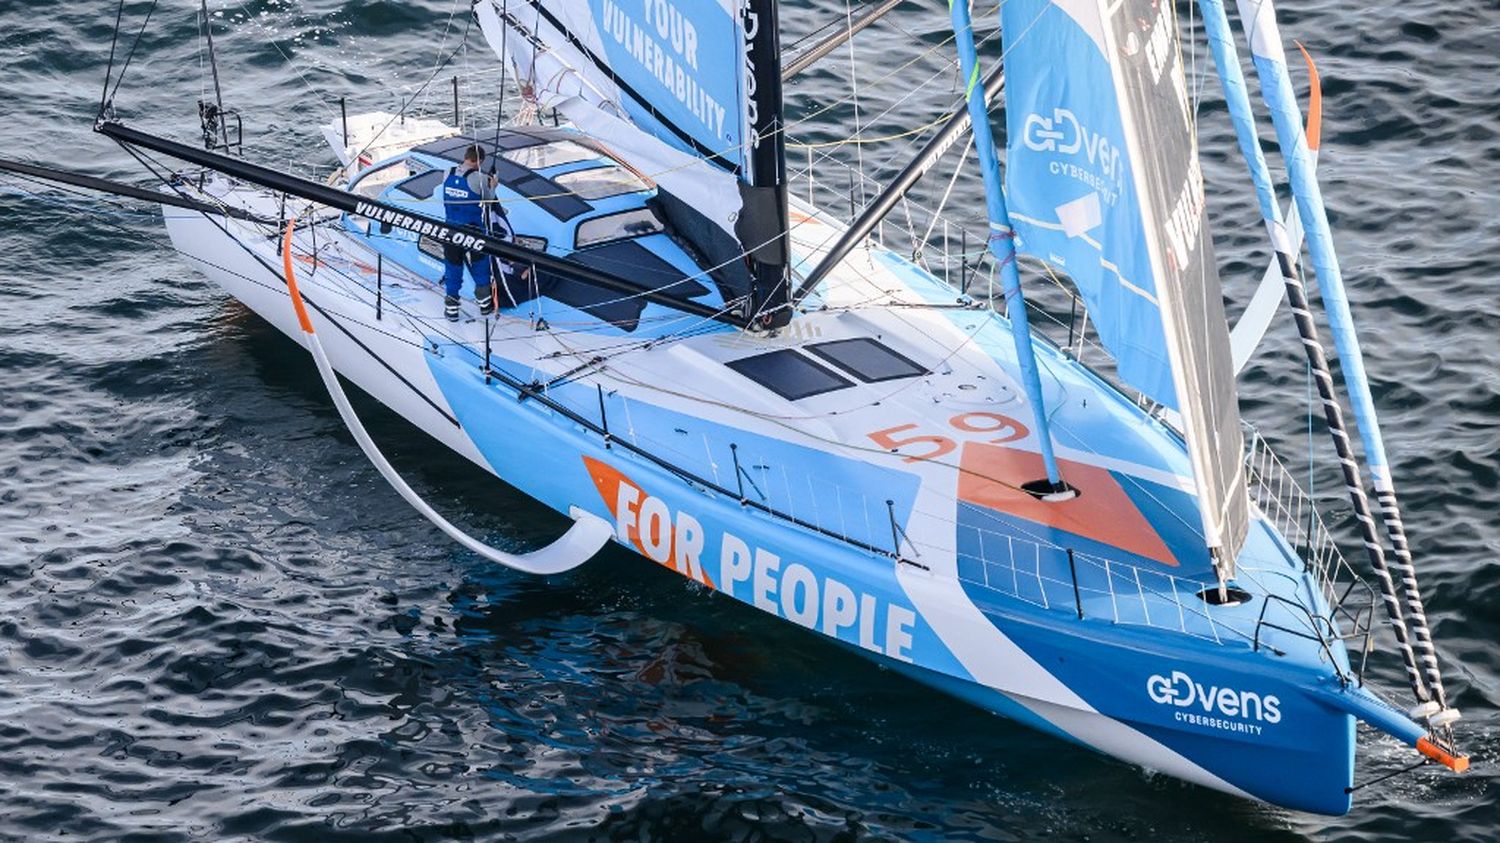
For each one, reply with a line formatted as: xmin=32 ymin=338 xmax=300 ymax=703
xmin=164 ymin=203 xmax=1360 ymax=815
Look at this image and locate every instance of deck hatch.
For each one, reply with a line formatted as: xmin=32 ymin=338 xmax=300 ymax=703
xmin=807 ymin=338 xmax=927 ymax=382
xmin=726 ymin=350 xmax=853 ymax=401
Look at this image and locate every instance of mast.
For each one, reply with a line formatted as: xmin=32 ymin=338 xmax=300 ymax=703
xmin=948 ymin=1 xmax=1066 ymax=493
xmin=741 ymin=0 xmax=793 ymax=327
xmin=1232 ymin=0 xmax=1455 ymax=723
xmin=793 ymin=63 xmax=1004 ymax=302
xmin=1197 ymin=0 xmax=1440 ymax=714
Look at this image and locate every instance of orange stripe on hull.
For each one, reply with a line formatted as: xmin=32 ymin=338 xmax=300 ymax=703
xmin=582 ymin=456 xmax=717 ymax=588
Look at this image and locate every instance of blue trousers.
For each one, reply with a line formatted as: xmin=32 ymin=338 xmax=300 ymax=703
xmin=442 ymin=243 xmax=491 ymax=298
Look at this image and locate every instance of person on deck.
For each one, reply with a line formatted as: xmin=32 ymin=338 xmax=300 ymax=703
xmin=440 ymin=144 xmax=498 ymax=321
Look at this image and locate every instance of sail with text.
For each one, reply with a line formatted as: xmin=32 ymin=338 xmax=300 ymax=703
xmin=474 ymin=0 xmax=790 ymax=323
xmin=998 ymin=0 xmax=1249 ymax=573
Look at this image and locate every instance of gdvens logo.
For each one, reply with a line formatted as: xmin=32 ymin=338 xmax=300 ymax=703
xmin=1022 ymin=108 xmax=1123 ymax=185
xmin=1147 ymin=670 xmax=1281 ymax=734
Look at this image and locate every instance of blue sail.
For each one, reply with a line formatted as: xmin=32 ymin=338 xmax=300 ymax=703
xmin=997 ymin=0 xmax=1250 ymax=569
xmin=584 ymin=0 xmax=746 ymax=170
xmin=1000 ymin=0 xmax=1172 ymax=406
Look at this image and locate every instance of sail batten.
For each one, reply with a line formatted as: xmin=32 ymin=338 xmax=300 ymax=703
xmin=999 ymin=0 xmax=1249 ymax=571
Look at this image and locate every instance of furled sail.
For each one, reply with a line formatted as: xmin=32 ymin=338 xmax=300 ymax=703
xmin=474 ymin=0 xmax=790 ymax=320
xmin=998 ymin=0 xmax=1249 ymax=572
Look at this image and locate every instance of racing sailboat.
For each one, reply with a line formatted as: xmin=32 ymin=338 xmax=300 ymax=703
xmin=13 ymin=0 xmax=1469 ymax=815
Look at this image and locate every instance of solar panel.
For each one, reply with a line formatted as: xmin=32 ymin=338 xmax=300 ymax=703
xmin=393 ymin=168 xmax=443 ymax=199
xmin=807 ymin=338 xmax=927 ymax=382
xmin=726 ymin=350 xmax=854 ymax=401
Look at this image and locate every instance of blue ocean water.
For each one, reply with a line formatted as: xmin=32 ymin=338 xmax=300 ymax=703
xmin=0 ymin=0 xmax=1494 ymax=839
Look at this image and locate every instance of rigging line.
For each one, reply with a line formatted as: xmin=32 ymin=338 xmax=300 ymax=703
xmin=786 ymin=14 xmax=1005 ymax=157
xmin=8 ymin=177 xmax=435 ymax=355
xmin=201 ymin=0 xmax=231 ymax=152
xmin=508 ymin=0 xmax=735 ymax=170
xmin=846 ymin=0 xmax=866 ymax=212
xmin=916 ymin=136 xmax=975 ymax=254
xmin=426 ymin=0 xmax=466 ymax=85
xmin=105 ymin=0 xmax=160 ymax=107
xmin=785 ymin=111 xmax=967 ymax=150
xmin=110 ymin=144 xmax=448 ymax=346
xmin=782 ymin=0 xmax=903 ymax=80
xmin=784 ymin=7 xmax=849 ymax=53
xmin=340 ymin=13 xmax=476 ymax=179
xmin=197 ymin=5 xmax=207 ymax=113
xmin=545 ymin=296 xmax=747 ymax=359
xmin=100 ymin=0 xmax=128 ymax=116
xmin=781 ymin=3 xmax=1002 ymax=135
xmin=227 ymin=0 xmax=338 ymax=124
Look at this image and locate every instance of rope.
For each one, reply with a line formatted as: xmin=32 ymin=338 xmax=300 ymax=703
xmin=99 ymin=0 xmax=128 ymax=116
xmin=104 ymin=0 xmax=160 ymax=108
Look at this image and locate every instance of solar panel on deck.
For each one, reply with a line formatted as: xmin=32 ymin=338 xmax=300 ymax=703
xmin=393 ymin=169 xmax=443 ymax=199
xmin=807 ymin=338 xmax=927 ymax=383
xmin=726 ymin=350 xmax=853 ymax=401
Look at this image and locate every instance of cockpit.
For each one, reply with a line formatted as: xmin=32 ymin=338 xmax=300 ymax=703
xmin=341 ymin=128 xmax=735 ymax=331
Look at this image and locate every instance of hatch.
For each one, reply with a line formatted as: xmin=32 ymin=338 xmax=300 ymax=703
xmin=726 ymin=350 xmax=853 ymax=401
xmin=807 ymin=337 xmax=927 ymax=383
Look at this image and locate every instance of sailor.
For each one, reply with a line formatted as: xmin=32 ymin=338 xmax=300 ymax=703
xmin=440 ymin=144 xmax=497 ymax=321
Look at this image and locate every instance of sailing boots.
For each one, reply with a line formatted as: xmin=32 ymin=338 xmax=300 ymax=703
xmin=444 ymin=295 xmax=460 ymax=322
xmin=477 ymin=290 xmax=495 ymax=316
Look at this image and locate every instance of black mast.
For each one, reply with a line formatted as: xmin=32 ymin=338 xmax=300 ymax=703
xmin=739 ymin=0 xmax=792 ymax=328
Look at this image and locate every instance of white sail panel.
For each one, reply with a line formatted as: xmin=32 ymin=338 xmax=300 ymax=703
xmin=1000 ymin=0 xmax=1249 ymax=570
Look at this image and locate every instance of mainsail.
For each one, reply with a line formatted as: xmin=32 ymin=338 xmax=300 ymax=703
xmin=474 ymin=0 xmax=791 ymax=322
xmin=998 ymin=0 xmax=1249 ymax=572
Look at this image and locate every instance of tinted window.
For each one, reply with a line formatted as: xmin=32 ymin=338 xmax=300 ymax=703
xmin=503 ymin=140 xmax=595 ymax=170
xmin=726 ymin=351 xmax=853 ymax=401
xmin=394 ymin=168 xmax=445 ymax=199
xmin=575 ymin=208 xmax=664 ymax=249
xmin=351 ymin=160 xmax=411 ymax=198
xmin=554 ymin=164 xmax=648 ymax=200
xmin=807 ymin=338 xmax=927 ymax=383
xmin=418 ymin=235 xmax=446 ymax=262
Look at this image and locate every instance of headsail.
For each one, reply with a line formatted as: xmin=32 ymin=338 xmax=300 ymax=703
xmin=998 ymin=0 xmax=1249 ymax=572
xmin=474 ymin=0 xmax=791 ymax=321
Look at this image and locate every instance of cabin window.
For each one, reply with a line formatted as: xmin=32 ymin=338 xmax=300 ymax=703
xmin=807 ymin=338 xmax=927 ymax=383
xmin=574 ymin=207 xmax=665 ymax=249
xmin=417 ymin=235 xmax=446 ymax=262
xmin=502 ymin=140 xmax=594 ymax=170
xmin=351 ymin=160 xmax=413 ymax=198
xmin=553 ymin=164 xmax=649 ymax=200
xmin=726 ymin=350 xmax=854 ymax=401
xmin=393 ymin=168 xmax=445 ymax=200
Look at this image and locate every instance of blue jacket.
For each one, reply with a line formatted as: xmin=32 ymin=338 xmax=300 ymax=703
xmin=442 ymin=166 xmax=484 ymax=228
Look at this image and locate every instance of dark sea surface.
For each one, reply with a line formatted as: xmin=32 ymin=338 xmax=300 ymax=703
xmin=0 ymin=0 xmax=1495 ymax=839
